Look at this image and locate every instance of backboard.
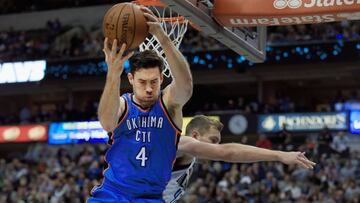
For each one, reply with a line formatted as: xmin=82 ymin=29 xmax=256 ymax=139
xmin=158 ymin=0 xmax=267 ymax=63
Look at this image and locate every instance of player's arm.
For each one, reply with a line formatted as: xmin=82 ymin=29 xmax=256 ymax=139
xmin=177 ymin=136 xmax=316 ymax=169
xmin=98 ymin=38 xmax=134 ymax=132
xmin=141 ymin=7 xmax=193 ymax=106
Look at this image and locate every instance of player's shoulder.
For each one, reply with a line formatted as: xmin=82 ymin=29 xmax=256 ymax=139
xmin=118 ymin=94 xmax=129 ymax=118
xmin=120 ymin=93 xmax=130 ymax=100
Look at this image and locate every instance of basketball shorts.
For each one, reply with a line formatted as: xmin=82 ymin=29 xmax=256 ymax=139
xmin=86 ymin=179 xmax=165 ymax=203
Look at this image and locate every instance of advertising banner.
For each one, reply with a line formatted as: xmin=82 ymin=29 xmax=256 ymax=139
xmin=350 ymin=111 xmax=360 ymax=134
xmin=0 ymin=124 xmax=48 ymax=143
xmin=213 ymin=0 xmax=360 ymax=27
xmin=258 ymin=112 xmax=348 ymax=133
xmin=0 ymin=60 xmax=46 ymax=84
xmin=48 ymin=121 xmax=108 ymax=144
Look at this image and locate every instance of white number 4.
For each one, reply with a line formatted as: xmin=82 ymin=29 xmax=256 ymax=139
xmin=136 ymin=147 xmax=148 ymax=167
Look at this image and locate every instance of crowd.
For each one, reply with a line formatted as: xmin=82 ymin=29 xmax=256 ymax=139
xmin=0 ymin=0 xmax=118 ymax=14
xmin=0 ymin=96 xmax=309 ymax=125
xmin=0 ymin=19 xmax=104 ymax=62
xmin=0 ymin=144 xmax=105 ymax=203
xmin=1 ymin=89 xmax=359 ymax=125
xmin=179 ymin=129 xmax=359 ymax=203
xmin=198 ymin=90 xmax=360 ymax=114
xmin=0 ymin=128 xmax=359 ymax=203
xmin=0 ymin=100 xmax=99 ymax=125
xmin=1 ymin=18 xmax=360 ymax=62
xmin=267 ymin=21 xmax=360 ymax=45
xmin=197 ymin=96 xmax=296 ymax=115
xmin=180 ymin=153 xmax=360 ymax=202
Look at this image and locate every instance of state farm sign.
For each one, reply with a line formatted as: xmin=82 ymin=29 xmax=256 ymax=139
xmin=274 ymin=0 xmax=360 ymax=9
xmin=213 ymin=0 xmax=360 ymax=26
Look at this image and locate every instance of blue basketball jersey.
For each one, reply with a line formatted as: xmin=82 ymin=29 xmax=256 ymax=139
xmin=103 ymin=93 xmax=181 ymax=198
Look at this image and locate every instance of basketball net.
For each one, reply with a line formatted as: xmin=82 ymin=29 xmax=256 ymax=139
xmin=135 ymin=0 xmax=189 ymax=78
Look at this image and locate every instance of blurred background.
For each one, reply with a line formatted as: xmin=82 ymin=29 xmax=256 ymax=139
xmin=0 ymin=0 xmax=360 ymax=202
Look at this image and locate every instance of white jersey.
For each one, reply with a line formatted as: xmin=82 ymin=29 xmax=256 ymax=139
xmin=163 ymin=158 xmax=196 ymax=203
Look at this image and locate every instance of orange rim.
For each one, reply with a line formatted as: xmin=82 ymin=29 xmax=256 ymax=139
xmin=134 ymin=0 xmax=188 ymax=24
xmin=134 ymin=0 xmax=165 ymax=7
xmin=160 ymin=16 xmax=187 ymax=23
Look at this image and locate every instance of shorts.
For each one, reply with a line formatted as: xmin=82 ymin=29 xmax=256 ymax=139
xmin=86 ymin=179 xmax=165 ymax=203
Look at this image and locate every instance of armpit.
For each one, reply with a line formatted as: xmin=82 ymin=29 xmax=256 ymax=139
xmin=167 ymin=104 xmax=179 ymax=118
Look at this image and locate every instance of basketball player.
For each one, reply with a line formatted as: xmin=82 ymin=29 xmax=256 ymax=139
xmin=87 ymin=7 xmax=192 ymax=203
xmin=164 ymin=115 xmax=316 ymax=202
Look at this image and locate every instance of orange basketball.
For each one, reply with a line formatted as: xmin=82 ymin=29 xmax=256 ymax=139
xmin=103 ymin=3 xmax=149 ymax=50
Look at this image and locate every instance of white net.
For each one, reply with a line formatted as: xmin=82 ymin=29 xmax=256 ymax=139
xmin=139 ymin=5 xmax=189 ymax=77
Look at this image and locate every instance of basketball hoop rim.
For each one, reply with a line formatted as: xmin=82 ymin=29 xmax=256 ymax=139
xmin=133 ymin=0 xmax=165 ymax=7
xmin=133 ymin=0 xmax=188 ymax=24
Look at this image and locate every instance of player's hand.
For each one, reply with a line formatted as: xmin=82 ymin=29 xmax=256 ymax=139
xmin=103 ymin=38 xmax=134 ymax=76
xmin=141 ymin=6 xmax=166 ymax=39
xmin=278 ymin=151 xmax=316 ymax=169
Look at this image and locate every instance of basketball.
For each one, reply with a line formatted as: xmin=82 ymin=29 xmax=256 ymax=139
xmin=103 ymin=3 xmax=149 ymax=50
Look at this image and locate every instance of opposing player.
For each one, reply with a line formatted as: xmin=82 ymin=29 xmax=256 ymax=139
xmin=164 ymin=115 xmax=316 ymax=202
xmin=87 ymin=7 xmax=193 ymax=203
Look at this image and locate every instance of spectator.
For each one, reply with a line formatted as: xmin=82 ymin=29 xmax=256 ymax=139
xmin=274 ymin=123 xmax=292 ymax=150
xmin=256 ymin=134 xmax=273 ymax=149
xmin=282 ymin=179 xmax=302 ymax=200
xmin=339 ymin=161 xmax=356 ymax=181
xmin=330 ymin=132 xmax=350 ymax=157
xmin=19 ymin=106 xmax=31 ymax=123
xmin=344 ymin=179 xmax=360 ymax=201
xmin=317 ymin=127 xmax=333 ymax=157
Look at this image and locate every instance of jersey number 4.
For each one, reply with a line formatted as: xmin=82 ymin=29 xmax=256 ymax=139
xmin=136 ymin=147 xmax=148 ymax=167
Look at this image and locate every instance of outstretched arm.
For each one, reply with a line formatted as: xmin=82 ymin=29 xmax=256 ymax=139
xmin=178 ymin=136 xmax=316 ymax=169
xmin=141 ymin=7 xmax=193 ymax=106
xmin=98 ymin=38 xmax=134 ymax=132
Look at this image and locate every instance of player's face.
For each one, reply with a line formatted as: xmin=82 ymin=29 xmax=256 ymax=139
xmin=198 ymin=127 xmax=221 ymax=144
xmin=128 ymin=67 xmax=163 ymax=107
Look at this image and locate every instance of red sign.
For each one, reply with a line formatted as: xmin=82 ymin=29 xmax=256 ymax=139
xmin=213 ymin=0 xmax=360 ymax=26
xmin=0 ymin=125 xmax=48 ymax=143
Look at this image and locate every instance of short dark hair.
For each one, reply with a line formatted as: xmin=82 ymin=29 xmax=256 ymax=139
xmin=129 ymin=50 xmax=164 ymax=75
xmin=185 ymin=115 xmax=223 ymax=136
